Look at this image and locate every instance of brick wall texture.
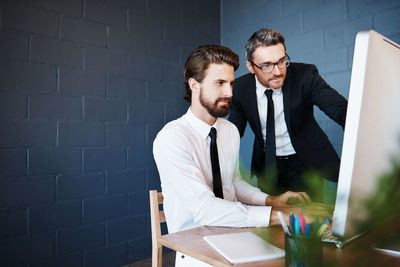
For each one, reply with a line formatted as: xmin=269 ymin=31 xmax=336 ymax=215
xmin=0 ymin=0 xmax=219 ymax=266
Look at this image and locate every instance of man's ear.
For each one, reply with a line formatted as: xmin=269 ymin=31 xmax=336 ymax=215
xmin=246 ymin=61 xmax=255 ymax=74
xmin=188 ymin=78 xmax=200 ymax=94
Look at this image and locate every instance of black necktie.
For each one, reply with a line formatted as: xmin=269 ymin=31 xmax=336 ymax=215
xmin=263 ymin=90 xmax=277 ymax=191
xmin=209 ymin=127 xmax=224 ymax=199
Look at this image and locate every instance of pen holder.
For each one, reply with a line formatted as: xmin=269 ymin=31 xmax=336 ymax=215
xmin=285 ymin=234 xmax=322 ymax=267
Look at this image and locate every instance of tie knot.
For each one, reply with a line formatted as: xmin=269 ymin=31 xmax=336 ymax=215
xmin=264 ymin=89 xmax=273 ymax=99
xmin=209 ymin=127 xmax=217 ymax=140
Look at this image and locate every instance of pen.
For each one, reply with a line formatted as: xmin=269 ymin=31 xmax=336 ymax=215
xmin=305 ymin=223 xmax=310 ymax=238
xmin=321 ymin=216 xmax=330 ymax=226
xmin=298 ymin=212 xmax=306 ymax=235
xmin=289 ymin=212 xmax=295 ymax=231
xmin=281 ymin=213 xmax=299 ymax=263
xmin=294 ymin=215 xmax=301 ymax=236
xmin=317 ymin=223 xmax=328 ymax=236
xmin=317 ymin=216 xmax=330 ymax=236
xmin=277 ymin=211 xmax=291 ymax=236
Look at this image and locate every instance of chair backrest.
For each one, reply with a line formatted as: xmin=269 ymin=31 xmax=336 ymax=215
xmin=149 ymin=190 xmax=166 ymax=267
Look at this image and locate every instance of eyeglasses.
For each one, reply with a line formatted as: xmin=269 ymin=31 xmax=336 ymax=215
xmin=250 ymin=54 xmax=290 ymax=73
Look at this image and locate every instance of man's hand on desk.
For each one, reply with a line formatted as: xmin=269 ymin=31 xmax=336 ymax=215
xmin=269 ymin=202 xmax=333 ymax=226
xmin=265 ymin=191 xmax=311 ymax=207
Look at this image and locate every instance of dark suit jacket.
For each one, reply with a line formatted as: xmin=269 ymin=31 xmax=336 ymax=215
xmin=228 ymin=63 xmax=347 ymax=181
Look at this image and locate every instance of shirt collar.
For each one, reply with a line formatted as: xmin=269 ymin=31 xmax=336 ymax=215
xmin=185 ymin=108 xmax=219 ymax=140
xmin=254 ymin=75 xmax=282 ymax=97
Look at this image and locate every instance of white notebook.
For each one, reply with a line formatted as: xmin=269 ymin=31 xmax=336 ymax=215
xmin=203 ymin=231 xmax=284 ymax=264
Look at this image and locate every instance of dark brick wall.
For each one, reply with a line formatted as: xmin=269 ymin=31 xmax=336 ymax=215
xmin=0 ymin=0 xmax=219 ymax=266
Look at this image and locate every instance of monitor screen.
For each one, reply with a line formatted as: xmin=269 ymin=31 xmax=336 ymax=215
xmin=332 ymin=30 xmax=400 ymax=242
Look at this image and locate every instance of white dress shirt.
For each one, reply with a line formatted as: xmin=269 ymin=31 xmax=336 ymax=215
xmin=153 ymin=108 xmax=271 ymax=234
xmin=255 ymin=76 xmax=296 ymax=156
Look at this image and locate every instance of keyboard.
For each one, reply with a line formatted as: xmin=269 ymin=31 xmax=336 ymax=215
xmin=322 ymin=228 xmax=344 ymax=248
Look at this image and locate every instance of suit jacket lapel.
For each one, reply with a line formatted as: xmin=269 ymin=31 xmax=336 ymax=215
xmin=247 ymin=75 xmax=264 ymax=143
xmin=282 ymin=70 xmax=292 ymax=137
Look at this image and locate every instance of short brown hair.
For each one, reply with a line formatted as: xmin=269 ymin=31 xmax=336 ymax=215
xmin=245 ymin=29 xmax=286 ymax=61
xmin=183 ymin=45 xmax=239 ymax=102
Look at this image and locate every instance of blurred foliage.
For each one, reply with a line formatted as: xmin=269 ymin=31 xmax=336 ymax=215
xmin=361 ymin=153 xmax=400 ymax=229
xmin=302 ymin=170 xmax=325 ymax=203
xmin=238 ymin=160 xmax=254 ymax=185
xmin=238 ymin=159 xmax=329 ymax=201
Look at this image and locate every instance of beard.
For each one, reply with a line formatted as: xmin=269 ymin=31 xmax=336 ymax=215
xmin=199 ymin=88 xmax=231 ymax=118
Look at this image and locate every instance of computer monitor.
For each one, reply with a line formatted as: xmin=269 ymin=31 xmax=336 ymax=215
xmin=331 ymin=30 xmax=400 ymax=247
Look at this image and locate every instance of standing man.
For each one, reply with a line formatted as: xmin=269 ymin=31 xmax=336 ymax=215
xmin=153 ymin=45 xmax=324 ymax=266
xmin=229 ymin=29 xmax=347 ymax=200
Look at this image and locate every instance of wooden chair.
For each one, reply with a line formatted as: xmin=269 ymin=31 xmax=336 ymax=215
xmin=149 ymin=190 xmax=166 ymax=267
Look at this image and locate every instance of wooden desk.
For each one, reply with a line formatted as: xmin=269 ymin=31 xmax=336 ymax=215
xmin=159 ymin=219 xmax=400 ymax=267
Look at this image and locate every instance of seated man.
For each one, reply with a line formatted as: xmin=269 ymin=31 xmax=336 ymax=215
xmin=153 ymin=45 xmax=327 ymax=266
